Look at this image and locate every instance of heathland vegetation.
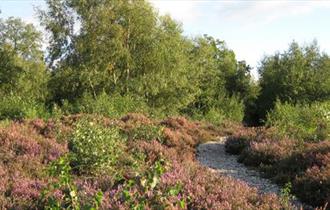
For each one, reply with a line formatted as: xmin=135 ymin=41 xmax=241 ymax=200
xmin=0 ymin=0 xmax=329 ymax=209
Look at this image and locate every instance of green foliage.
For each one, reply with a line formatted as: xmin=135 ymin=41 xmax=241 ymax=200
xmin=0 ymin=17 xmax=49 ymax=120
xmin=2 ymin=2 xmax=330 ymax=129
xmin=266 ymin=100 xmax=330 ymax=141
xmin=0 ymin=17 xmax=43 ymax=60
xmin=280 ymin=182 xmax=294 ymax=209
xmin=121 ymin=160 xmax=175 ymax=209
xmin=190 ymin=96 xmax=244 ymax=124
xmin=257 ymin=41 xmax=330 ymax=121
xmin=183 ymin=35 xmax=254 ymax=123
xmin=75 ymin=92 xmax=148 ymax=118
xmin=39 ymin=1 xmax=258 ymax=117
xmin=219 ymin=96 xmax=245 ymax=122
xmin=0 ymin=94 xmax=48 ymax=120
xmin=0 ymin=18 xmax=48 ymax=102
xmin=69 ymin=118 xmax=124 ymax=174
xmin=185 ymin=36 xmax=234 ymax=113
xmin=41 ymin=0 xmax=198 ymax=114
xmin=41 ymin=156 xmax=80 ymax=209
xmin=40 ymin=156 xmax=103 ymax=210
xmin=0 ymin=119 xmax=11 ymax=128
xmin=202 ymin=108 xmax=226 ymax=125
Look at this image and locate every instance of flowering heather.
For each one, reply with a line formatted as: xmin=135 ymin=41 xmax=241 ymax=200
xmin=11 ymin=178 xmax=44 ymax=200
xmin=0 ymin=164 xmax=8 ymax=193
xmin=108 ymin=115 xmax=290 ymax=209
xmin=161 ymin=116 xmax=219 ymax=147
xmin=0 ymin=114 xmax=292 ymax=209
xmin=226 ymin=127 xmax=330 ymax=208
xmin=0 ymin=121 xmax=67 ymax=208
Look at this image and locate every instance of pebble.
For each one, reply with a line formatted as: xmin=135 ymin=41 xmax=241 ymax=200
xmin=196 ymin=137 xmax=309 ymax=209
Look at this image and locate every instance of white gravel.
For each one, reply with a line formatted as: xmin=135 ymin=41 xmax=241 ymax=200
xmin=196 ymin=137 xmax=308 ymax=209
xmin=196 ymin=137 xmax=280 ymax=194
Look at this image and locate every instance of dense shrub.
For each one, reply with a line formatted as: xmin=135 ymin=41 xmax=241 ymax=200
xmin=219 ymin=96 xmax=245 ymax=123
xmin=0 ymin=122 xmax=67 ymax=209
xmin=188 ymin=96 xmax=244 ymax=125
xmin=0 ymin=94 xmax=49 ymax=120
xmin=238 ymin=137 xmax=297 ymax=167
xmin=266 ymin=101 xmax=330 ymax=142
xmin=121 ymin=113 xmax=153 ymax=125
xmin=294 ymin=165 xmax=330 ymax=207
xmin=68 ymin=118 xmax=124 ymax=174
xmin=0 ymin=114 xmax=292 ymax=209
xmin=73 ymin=92 xmax=149 ymax=118
xmin=256 ymin=41 xmax=330 ymax=122
xmin=281 ymin=142 xmax=330 ymax=207
xmin=161 ymin=116 xmax=218 ymax=147
xmin=203 ymin=108 xmax=226 ymax=125
xmin=39 ymin=156 xmax=103 ymax=209
xmin=103 ymin=115 xmax=289 ymax=209
xmin=226 ymin=127 xmax=330 ymax=208
xmin=225 ymin=126 xmax=261 ymax=155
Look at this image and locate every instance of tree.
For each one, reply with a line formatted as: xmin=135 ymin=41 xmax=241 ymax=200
xmin=257 ymin=41 xmax=330 ymax=122
xmin=0 ymin=17 xmax=48 ymax=101
xmin=0 ymin=17 xmax=43 ymax=60
xmin=225 ymin=61 xmax=260 ymax=124
xmin=41 ymin=0 xmax=197 ymax=114
xmin=184 ymin=35 xmax=256 ymax=123
xmin=184 ymin=35 xmax=232 ymax=114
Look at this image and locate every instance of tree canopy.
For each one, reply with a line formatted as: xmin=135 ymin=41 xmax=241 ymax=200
xmin=38 ymin=0 xmax=254 ymax=117
xmin=0 ymin=17 xmax=48 ymax=101
xmin=257 ymin=41 xmax=330 ymax=121
xmin=0 ymin=0 xmax=328 ymax=125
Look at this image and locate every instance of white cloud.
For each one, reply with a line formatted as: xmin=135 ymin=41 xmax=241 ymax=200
xmin=149 ymin=0 xmax=330 ymax=75
xmin=150 ymin=0 xmax=202 ymax=23
xmin=150 ymin=0 xmax=330 ymax=28
xmin=214 ymin=1 xmax=330 ymax=28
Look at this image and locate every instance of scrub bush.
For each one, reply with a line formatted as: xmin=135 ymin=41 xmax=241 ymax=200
xmin=266 ymin=101 xmax=330 ymax=142
xmin=75 ymin=92 xmax=149 ymax=118
xmin=0 ymin=95 xmax=48 ymax=120
xmin=68 ymin=118 xmax=124 ymax=174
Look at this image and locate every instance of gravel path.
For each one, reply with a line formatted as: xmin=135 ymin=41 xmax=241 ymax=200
xmin=196 ymin=137 xmax=280 ymax=194
xmin=196 ymin=136 xmax=309 ymax=209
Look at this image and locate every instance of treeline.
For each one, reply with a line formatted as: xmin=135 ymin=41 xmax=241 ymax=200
xmin=0 ymin=0 xmax=330 ymax=126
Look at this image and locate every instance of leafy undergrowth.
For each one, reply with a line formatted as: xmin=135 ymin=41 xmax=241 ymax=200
xmin=0 ymin=113 xmax=291 ymax=209
xmin=226 ymin=127 xmax=330 ymax=209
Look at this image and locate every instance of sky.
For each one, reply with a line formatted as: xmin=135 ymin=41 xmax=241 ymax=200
xmin=1 ymin=0 xmax=330 ymax=78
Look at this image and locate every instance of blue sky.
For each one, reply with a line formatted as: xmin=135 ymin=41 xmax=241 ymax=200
xmin=1 ymin=0 xmax=330 ymax=78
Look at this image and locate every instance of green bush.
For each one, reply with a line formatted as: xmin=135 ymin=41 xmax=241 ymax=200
xmin=40 ymin=156 xmax=103 ymax=209
xmin=190 ymin=96 xmax=244 ymax=125
xmin=203 ymin=108 xmax=226 ymax=125
xmin=266 ymin=101 xmax=330 ymax=142
xmin=219 ymin=96 xmax=244 ymax=122
xmin=0 ymin=94 xmax=48 ymax=120
xmin=187 ymin=96 xmax=244 ymax=125
xmin=76 ymin=92 xmax=149 ymax=118
xmin=69 ymin=118 xmax=124 ymax=174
